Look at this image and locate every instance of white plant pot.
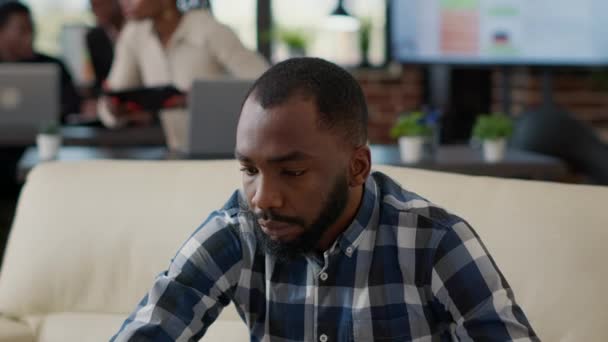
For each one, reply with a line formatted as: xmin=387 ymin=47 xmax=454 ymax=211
xmin=398 ymin=136 xmax=424 ymax=163
xmin=482 ymin=138 xmax=506 ymax=163
xmin=36 ymin=134 xmax=62 ymax=161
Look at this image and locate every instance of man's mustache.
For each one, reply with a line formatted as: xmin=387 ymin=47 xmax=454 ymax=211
xmin=253 ymin=210 xmax=306 ymax=227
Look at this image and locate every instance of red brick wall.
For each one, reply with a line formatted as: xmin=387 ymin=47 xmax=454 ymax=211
xmin=491 ymin=68 xmax=608 ymax=142
xmin=356 ymin=66 xmax=608 ymax=144
xmin=354 ymin=66 xmax=424 ymax=144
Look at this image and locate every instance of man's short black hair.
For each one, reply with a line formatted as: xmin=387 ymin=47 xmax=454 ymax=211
xmin=248 ymin=57 xmax=368 ymax=146
xmin=0 ymin=1 xmax=30 ymax=29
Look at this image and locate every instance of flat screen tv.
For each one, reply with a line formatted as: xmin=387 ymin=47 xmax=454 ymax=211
xmin=390 ymin=0 xmax=608 ymax=66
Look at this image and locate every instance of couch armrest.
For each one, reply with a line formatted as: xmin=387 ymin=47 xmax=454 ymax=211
xmin=0 ymin=316 xmax=34 ymax=342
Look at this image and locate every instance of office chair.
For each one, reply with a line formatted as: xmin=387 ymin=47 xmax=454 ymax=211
xmin=511 ymin=108 xmax=608 ymax=185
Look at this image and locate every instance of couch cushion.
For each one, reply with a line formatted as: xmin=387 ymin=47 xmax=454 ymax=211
xmin=0 ymin=317 xmax=34 ymax=342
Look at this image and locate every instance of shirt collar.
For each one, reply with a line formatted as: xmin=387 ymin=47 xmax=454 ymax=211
xmin=145 ymin=9 xmax=201 ymax=46
xmin=237 ymin=174 xmax=380 ymax=260
xmin=334 ymin=174 xmax=380 ymax=258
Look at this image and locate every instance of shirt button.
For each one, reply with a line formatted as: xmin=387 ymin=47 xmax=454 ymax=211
xmin=319 ymin=334 xmax=328 ymax=342
xmin=345 ymin=247 xmax=353 ymax=255
xmin=319 ymin=272 xmax=328 ymax=281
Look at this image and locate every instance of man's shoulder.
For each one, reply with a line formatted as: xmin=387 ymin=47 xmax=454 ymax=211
xmin=372 ymin=171 xmax=466 ymax=234
xmin=32 ymin=52 xmax=60 ymax=64
xmin=189 ymin=190 xmax=251 ymax=241
xmin=30 ymin=53 xmax=70 ymax=74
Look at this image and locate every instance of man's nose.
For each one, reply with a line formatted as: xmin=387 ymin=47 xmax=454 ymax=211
xmin=251 ymin=176 xmax=283 ymax=211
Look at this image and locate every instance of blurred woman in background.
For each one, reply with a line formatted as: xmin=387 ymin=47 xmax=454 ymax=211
xmin=99 ymin=0 xmax=269 ymax=128
xmin=87 ymin=0 xmax=124 ymax=98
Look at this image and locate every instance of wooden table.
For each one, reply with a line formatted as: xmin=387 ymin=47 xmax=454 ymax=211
xmin=370 ymin=144 xmax=568 ymax=180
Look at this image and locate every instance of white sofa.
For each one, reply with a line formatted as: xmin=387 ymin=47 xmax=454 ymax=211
xmin=0 ymin=160 xmax=607 ymax=341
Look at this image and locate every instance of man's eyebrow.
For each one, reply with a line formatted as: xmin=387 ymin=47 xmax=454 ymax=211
xmin=267 ymin=151 xmax=314 ymax=163
xmin=234 ymin=150 xmax=314 ymax=163
xmin=234 ymin=151 xmax=251 ymax=162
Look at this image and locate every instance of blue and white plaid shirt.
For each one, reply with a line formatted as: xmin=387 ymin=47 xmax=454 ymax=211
xmin=112 ymin=171 xmax=538 ymax=341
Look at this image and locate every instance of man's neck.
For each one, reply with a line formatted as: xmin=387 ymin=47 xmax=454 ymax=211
xmin=315 ymin=185 xmax=365 ymax=252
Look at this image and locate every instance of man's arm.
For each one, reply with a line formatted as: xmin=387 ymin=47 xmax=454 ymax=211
xmin=431 ymin=221 xmax=539 ymax=341
xmin=111 ymin=210 xmax=243 ymax=341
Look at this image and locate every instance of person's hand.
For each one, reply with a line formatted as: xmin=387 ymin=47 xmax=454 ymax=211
xmin=102 ymin=96 xmax=154 ymax=126
xmin=162 ymin=93 xmax=188 ymax=109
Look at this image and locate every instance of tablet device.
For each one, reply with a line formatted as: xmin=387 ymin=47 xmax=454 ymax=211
xmin=104 ymin=85 xmax=184 ymax=112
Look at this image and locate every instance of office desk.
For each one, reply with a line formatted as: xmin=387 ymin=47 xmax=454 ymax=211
xmin=18 ymin=144 xmax=569 ymax=183
xmin=16 ymin=146 xmax=237 ymax=181
xmin=371 ymin=144 xmax=568 ymax=180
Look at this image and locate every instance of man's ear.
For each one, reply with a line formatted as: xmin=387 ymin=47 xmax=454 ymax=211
xmin=348 ymin=145 xmax=371 ymax=187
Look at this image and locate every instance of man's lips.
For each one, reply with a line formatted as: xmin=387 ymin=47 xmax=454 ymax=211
xmin=259 ymin=220 xmax=300 ymax=240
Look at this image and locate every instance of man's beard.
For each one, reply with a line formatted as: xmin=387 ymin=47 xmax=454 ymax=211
xmin=252 ymin=175 xmax=350 ymax=263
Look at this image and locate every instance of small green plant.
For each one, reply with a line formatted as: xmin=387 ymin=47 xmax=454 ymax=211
xmin=472 ymin=113 xmax=513 ymax=140
xmin=274 ymin=28 xmax=309 ymax=52
xmin=390 ymin=112 xmax=433 ymax=138
xmin=359 ymin=17 xmax=372 ymax=65
xmin=39 ymin=121 xmax=60 ymax=135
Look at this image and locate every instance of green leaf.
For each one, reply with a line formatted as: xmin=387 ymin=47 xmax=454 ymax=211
xmin=472 ymin=113 xmax=513 ymax=140
xmin=390 ymin=112 xmax=433 ymax=138
xmin=39 ymin=121 xmax=60 ymax=135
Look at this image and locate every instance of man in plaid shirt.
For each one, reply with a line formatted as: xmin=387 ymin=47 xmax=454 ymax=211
xmin=112 ymin=58 xmax=538 ymax=341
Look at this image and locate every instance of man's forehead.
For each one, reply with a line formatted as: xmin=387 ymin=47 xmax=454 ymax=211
xmin=236 ymin=96 xmax=338 ymax=163
xmin=239 ymin=94 xmax=320 ymax=128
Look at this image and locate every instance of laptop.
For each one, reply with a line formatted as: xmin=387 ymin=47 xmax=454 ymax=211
xmin=0 ymin=63 xmax=59 ymax=144
xmin=184 ymin=79 xmax=254 ymax=158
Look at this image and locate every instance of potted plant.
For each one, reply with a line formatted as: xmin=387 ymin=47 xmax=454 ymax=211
xmin=390 ymin=112 xmax=433 ymax=163
xmin=37 ymin=121 xmax=62 ymax=161
xmin=472 ymin=113 xmax=513 ymax=162
xmin=358 ymin=17 xmax=372 ymax=67
xmin=275 ymin=28 xmax=309 ymax=58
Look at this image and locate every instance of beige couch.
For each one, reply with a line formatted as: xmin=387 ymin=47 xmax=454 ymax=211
xmin=0 ymin=160 xmax=607 ymax=341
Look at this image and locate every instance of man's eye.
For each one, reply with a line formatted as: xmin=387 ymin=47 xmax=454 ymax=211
xmin=282 ymin=169 xmax=306 ymax=177
xmin=240 ymin=167 xmax=258 ymax=176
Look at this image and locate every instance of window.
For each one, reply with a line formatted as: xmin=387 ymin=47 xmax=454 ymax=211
xmin=272 ymin=0 xmax=387 ymax=66
xmin=25 ymin=0 xmax=92 ymax=56
xmin=344 ymin=0 xmax=387 ymax=66
xmin=24 ymin=0 xmax=92 ymax=85
xmin=210 ymin=0 xmax=258 ymax=51
xmin=22 ymin=0 xmax=387 ymax=73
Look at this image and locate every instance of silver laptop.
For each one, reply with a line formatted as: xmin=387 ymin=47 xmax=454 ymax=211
xmin=185 ymin=79 xmax=254 ymax=158
xmin=0 ymin=63 xmax=59 ymax=144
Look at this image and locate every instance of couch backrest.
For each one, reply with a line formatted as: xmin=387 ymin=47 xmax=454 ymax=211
xmin=0 ymin=160 xmax=606 ymax=341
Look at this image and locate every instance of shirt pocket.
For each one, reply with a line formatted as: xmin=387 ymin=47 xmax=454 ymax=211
xmin=353 ymin=315 xmax=411 ymax=341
